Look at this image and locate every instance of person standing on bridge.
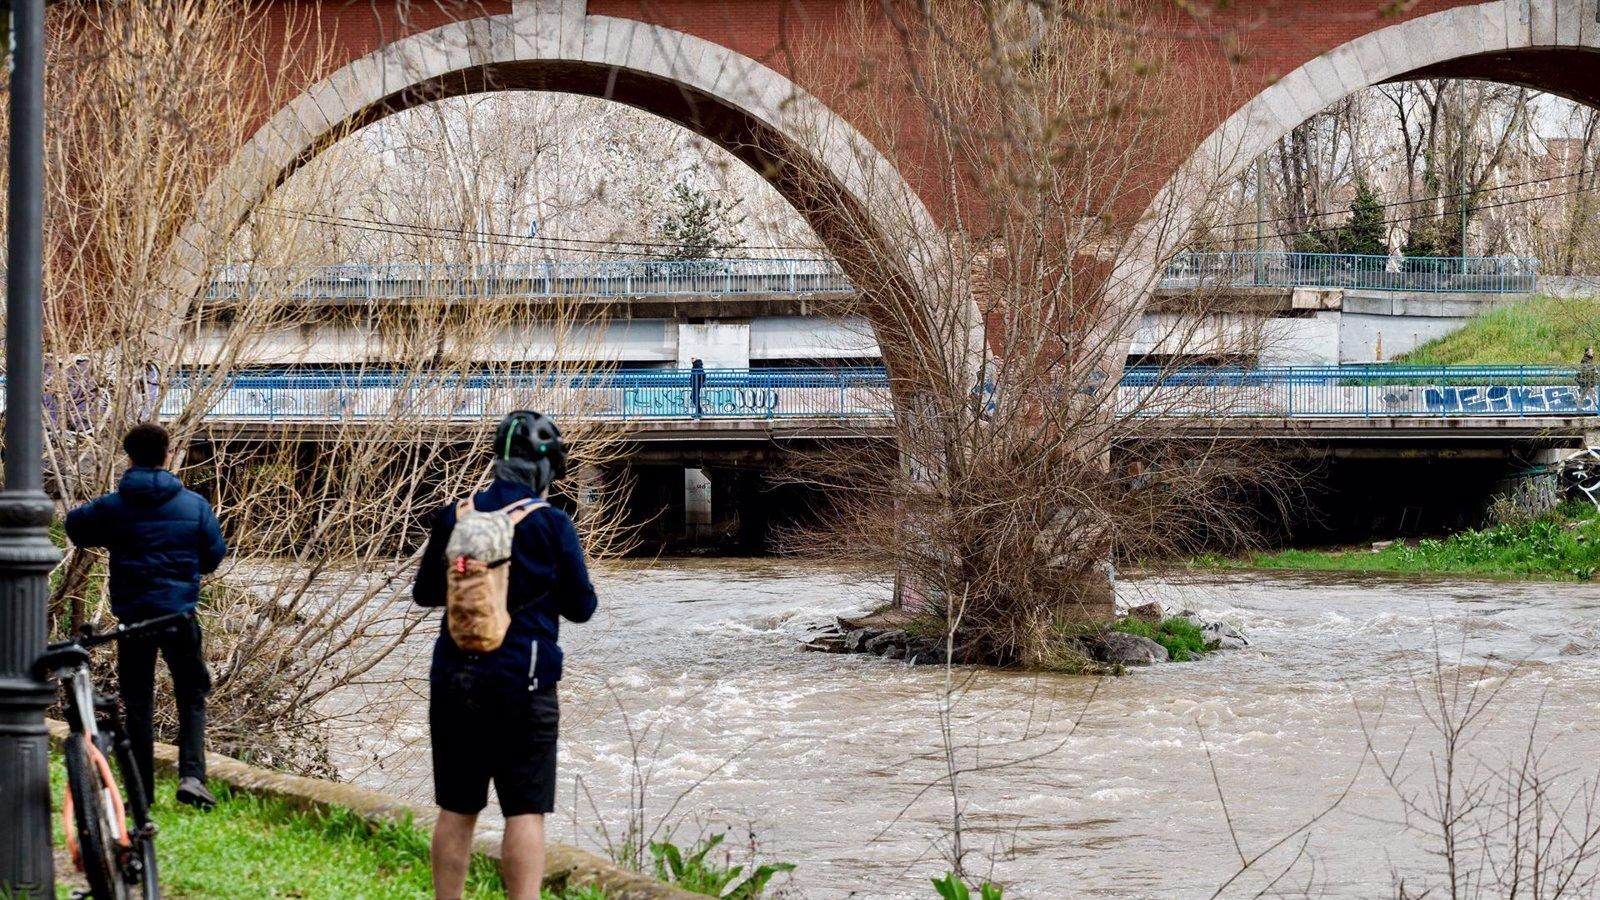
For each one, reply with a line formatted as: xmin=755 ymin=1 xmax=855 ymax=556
xmin=64 ymin=423 xmax=226 ymax=811
xmin=690 ymin=356 xmax=707 ymax=419
xmin=413 ymin=411 xmax=597 ymax=900
xmin=1580 ymin=345 xmax=1596 ymax=409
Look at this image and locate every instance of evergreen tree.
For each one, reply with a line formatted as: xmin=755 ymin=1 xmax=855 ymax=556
xmin=654 ymin=167 xmax=746 ymax=260
xmin=1337 ymin=179 xmax=1389 ymax=258
xmin=1401 ymin=218 xmax=1449 ymax=273
xmin=1291 ymin=231 xmax=1330 ymax=255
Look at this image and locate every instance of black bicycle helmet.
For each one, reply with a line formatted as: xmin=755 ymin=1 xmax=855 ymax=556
xmin=493 ymin=410 xmax=567 ymax=481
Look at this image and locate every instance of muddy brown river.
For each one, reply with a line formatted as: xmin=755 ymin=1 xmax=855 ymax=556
xmin=321 ymin=560 xmax=1600 ymax=898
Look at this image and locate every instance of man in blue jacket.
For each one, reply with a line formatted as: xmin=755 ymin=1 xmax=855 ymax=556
xmin=414 ymin=410 xmax=597 ymax=900
xmin=65 ymin=423 xmax=226 ymax=810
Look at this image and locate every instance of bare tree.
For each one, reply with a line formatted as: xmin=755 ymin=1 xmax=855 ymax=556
xmin=25 ymin=0 xmax=633 ymax=772
xmin=774 ymin=1 xmax=1289 ymax=667
xmin=236 ymin=92 xmax=823 ymax=266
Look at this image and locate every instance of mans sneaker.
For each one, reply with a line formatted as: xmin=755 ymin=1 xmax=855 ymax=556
xmin=176 ymin=777 xmax=217 ymax=810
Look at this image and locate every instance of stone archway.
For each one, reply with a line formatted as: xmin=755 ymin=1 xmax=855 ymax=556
xmin=1106 ymin=0 xmax=1600 ymax=354
xmin=165 ymin=5 xmax=978 ymax=363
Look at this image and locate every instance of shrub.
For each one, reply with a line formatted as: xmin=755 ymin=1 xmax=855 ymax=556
xmin=932 ymin=872 xmax=1004 ymax=900
xmin=648 ymin=833 xmax=795 ymax=898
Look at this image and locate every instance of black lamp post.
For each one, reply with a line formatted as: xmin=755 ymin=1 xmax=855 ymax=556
xmin=0 ymin=0 xmax=62 ymax=894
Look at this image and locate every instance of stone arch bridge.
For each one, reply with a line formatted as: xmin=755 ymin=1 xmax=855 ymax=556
xmin=170 ymin=0 xmax=1600 ymax=369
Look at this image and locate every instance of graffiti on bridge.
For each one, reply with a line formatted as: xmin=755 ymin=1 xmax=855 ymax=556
xmin=220 ymin=388 xmax=484 ymax=420
xmin=1423 ymin=385 xmax=1588 ymax=415
xmin=622 ymin=387 xmax=781 ymax=418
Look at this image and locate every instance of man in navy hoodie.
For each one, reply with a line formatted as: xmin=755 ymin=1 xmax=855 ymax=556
xmin=414 ymin=410 xmax=597 ymax=900
xmin=65 ymin=423 xmax=226 ymax=810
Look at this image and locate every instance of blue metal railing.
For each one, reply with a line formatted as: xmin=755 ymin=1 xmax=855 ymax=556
xmin=159 ymin=367 xmax=894 ymax=422
xmin=25 ymin=365 xmax=1598 ymax=425
xmin=1160 ymin=252 xmax=1539 ymax=294
xmin=204 ymin=258 xmax=853 ymax=302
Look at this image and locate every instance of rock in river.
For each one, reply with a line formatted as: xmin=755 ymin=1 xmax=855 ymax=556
xmin=863 ymin=630 xmax=909 ymax=656
xmin=1096 ymin=632 xmax=1170 ymax=665
xmin=1126 ymin=601 xmax=1165 ymax=623
xmin=1201 ymin=620 xmax=1249 ymax=651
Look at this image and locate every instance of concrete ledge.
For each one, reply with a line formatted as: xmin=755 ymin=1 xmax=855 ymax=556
xmin=1341 ymin=291 xmax=1521 ymax=318
xmin=46 ymin=720 xmax=696 ymax=899
xmin=1151 ymin=415 xmax=1599 ymax=442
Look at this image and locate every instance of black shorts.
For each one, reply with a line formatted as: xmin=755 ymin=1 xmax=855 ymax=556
xmin=430 ymin=683 xmax=559 ymax=817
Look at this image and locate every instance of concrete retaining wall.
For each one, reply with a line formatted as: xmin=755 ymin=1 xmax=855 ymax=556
xmin=46 ymin=720 xmax=696 ymax=899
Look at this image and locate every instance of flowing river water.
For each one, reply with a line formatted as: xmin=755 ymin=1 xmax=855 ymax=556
xmin=323 ymin=560 xmax=1600 ymax=898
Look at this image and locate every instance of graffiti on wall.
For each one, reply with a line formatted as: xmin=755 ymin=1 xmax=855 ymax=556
xmin=1423 ymin=385 xmax=1586 ymax=414
xmin=622 ymin=387 xmax=781 ymax=418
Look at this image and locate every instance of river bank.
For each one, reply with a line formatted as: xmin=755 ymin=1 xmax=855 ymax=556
xmin=1179 ymin=501 xmax=1600 ymax=581
xmin=44 ymin=723 xmax=699 ymax=899
xmin=48 ymin=755 xmax=513 ymax=899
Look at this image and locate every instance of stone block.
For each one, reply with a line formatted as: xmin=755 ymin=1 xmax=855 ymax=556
xmin=1555 ymin=0 xmax=1586 ymax=46
xmin=1531 ymin=0 xmax=1558 ymax=46
xmin=1352 ymin=31 xmax=1395 ymax=85
xmin=1299 ymin=56 xmax=1347 ymax=111
xmin=1262 ymin=70 xmax=1322 ymax=134
xmin=575 ymin=16 xmax=612 ymax=65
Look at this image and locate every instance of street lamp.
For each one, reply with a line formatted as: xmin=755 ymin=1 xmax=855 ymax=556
xmin=0 ymin=0 xmax=62 ymax=894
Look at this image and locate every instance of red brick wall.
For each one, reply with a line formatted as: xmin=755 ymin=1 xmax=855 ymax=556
xmin=249 ymin=0 xmax=1496 ymax=230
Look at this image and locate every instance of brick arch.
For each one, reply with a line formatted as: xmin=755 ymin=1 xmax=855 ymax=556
xmin=168 ymin=6 xmax=973 ymax=354
xmin=1107 ymin=0 xmax=1600 ymax=359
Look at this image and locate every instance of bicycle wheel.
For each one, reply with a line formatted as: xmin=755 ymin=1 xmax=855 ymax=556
xmin=110 ymin=737 xmax=160 ymax=900
xmin=135 ymin=834 xmax=160 ymax=900
xmin=64 ymin=733 xmax=130 ymax=900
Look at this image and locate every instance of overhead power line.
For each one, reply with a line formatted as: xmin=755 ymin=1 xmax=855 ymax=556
xmin=1214 ymin=177 xmax=1600 ymax=247
xmin=255 ymin=163 xmax=1600 ymax=259
xmin=1206 ymin=165 xmax=1598 ymax=234
xmin=261 ymin=209 xmax=708 ymax=260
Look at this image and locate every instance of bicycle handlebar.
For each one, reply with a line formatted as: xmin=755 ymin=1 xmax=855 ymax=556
xmin=47 ymin=610 xmax=192 ymax=653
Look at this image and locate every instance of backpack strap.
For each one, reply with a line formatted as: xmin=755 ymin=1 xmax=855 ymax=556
xmin=502 ymin=498 xmax=549 ymax=526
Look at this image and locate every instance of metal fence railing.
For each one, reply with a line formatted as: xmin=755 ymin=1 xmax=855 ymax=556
xmin=157 ymin=367 xmax=894 ymax=422
xmin=204 ymin=258 xmax=854 ymax=302
xmin=1160 ymin=252 xmax=1539 ymax=294
xmin=22 ymin=366 xmax=1598 ymax=427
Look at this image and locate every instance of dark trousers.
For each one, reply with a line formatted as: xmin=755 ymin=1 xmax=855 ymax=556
xmin=117 ymin=616 xmax=210 ymax=801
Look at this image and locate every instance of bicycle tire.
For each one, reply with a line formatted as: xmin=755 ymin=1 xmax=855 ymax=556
xmin=110 ymin=738 xmax=160 ymax=900
xmin=136 ymin=834 xmax=160 ymax=900
xmin=64 ymin=733 xmax=129 ymax=900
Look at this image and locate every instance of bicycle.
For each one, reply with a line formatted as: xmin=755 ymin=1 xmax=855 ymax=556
xmin=35 ymin=611 xmax=188 ymax=900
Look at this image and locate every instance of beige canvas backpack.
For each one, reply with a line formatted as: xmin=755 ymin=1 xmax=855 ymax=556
xmin=443 ymin=496 xmax=546 ymax=653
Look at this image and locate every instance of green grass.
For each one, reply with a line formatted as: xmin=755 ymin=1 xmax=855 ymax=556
xmin=1396 ymin=295 xmax=1600 ymax=365
xmin=1108 ymin=616 xmax=1210 ymax=661
xmin=1190 ymin=502 xmax=1600 ymax=581
xmin=47 ymin=755 xmax=605 ymax=899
